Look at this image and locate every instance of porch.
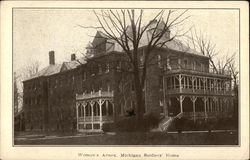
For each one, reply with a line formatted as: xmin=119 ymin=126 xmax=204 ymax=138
xmin=76 ymin=90 xmax=114 ymax=132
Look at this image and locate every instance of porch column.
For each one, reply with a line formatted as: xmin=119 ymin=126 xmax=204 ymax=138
xmin=177 ymin=96 xmax=184 ymax=113
xmin=76 ymin=102 xmax=79 ymax=131
xmin=174 ymin=76 xmax=176 ymax=89
xmin=98 ymin=99 xmax=105 ymax=129
xmin=170 ymin=76 xmax=172 ymax=89
xmin=207 ymin=97 xmax=210 ymax=112
xmin=90 ymin=101 xmax=95 ymax=130
xmin=191 ymin=96 xmax=197 ymax=122
xmin=210 ymin=98 xmax=213 ymax=112
xmin=203 ymin=78 xmax=206 ymax=92
xmin=223 ymin=98 xmax=227 ymax=117
xmin=80 ymin=104 xmax=83 ymax=117
xmin=213 ymin=97 xmax=218 ymax=117
xmin=183 ymin=76 xmax=186 ymax=89
xmin=179 ymin=74 xmax=183 ymax=93
xmin=192 ymin=76 xmax=195 ymax=92
xmin=209 ymin=79 xmax=212 ymax=91
xmin=83 ymin=102 xmax=86 ymax=128
xmin=106 ymin=100 xmax=109 ymax=115
xmin=203 ymin=97 xmax=208 ymax=118
xmin=198 ymin=78 xmax=201 ymax=89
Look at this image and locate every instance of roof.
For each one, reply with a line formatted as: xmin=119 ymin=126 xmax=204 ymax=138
xmin=93 ymin=22 xmax=204 ymax=57
xmin=24 ymin=64 xmax=62 ymax=81
xmin=61 ymin=58 xmax=86 ymax=71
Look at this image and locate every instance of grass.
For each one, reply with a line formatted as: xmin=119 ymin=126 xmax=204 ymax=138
xmin=14 ymin=131 xmax=238 ymax=145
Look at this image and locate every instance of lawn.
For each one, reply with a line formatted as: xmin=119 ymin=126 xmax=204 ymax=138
xmin=15 ymin=131 xmax=238 ymax=145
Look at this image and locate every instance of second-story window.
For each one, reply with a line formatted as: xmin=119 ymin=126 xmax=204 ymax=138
xmin=157 ymin=54 xmax=162 ymax=68
xmin=82 ymin=71 xmax=86 ymax=81
xmin=117 ymin=61 xmax=122 ymax=72
xmin=183 ymin=59 xmax=188 ymax=69
xmin=106 ymin=63 xmax=110 ymax=73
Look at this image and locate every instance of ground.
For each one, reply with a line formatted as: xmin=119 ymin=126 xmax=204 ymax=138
xmin=14 ymin=130 xmax=238 ymax=145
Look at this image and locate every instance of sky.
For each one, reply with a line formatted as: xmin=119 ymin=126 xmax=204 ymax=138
xmin=13 ymin=9 xmax=239 ymax=73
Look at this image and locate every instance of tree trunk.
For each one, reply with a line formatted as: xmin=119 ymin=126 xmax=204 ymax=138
xmin=133 ymin=71 xmax=145 ymax=127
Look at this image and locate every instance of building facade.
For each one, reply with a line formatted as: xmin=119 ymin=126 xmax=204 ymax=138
xmin=22 ymin=29 xmax=234 ymax=132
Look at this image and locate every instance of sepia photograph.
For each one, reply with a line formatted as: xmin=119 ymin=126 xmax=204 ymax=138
xmin=0 ymin=1 xmax=249 ymax=160
xmin=12 ymin=8 xmax=240 ymax=146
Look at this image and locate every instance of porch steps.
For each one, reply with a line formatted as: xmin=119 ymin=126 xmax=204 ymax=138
xmin=159 ymin=112 xmax=184 ymax=132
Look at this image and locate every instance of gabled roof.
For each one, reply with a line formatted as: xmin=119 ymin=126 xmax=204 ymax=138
xmin=60 ymin=58 xmax=86 ymax=72
xmin=24 ymin=57 xmax=86 ymax=82
xmin=24 ymin=64 xmax=62 ymax=81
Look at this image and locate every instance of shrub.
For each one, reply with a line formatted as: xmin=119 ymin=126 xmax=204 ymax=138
xmin=103 ymin=113 xmax=161 ymax=132
xmin=102 ymin=123 xmax=115 ymax=132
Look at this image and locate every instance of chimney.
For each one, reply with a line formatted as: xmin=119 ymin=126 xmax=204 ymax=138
xmin=71 ymin=54 xmax=76 ymax=61
xmin=49 ymin=51 xmax=55 ymax=65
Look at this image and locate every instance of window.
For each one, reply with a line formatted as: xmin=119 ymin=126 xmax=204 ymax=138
xmin=91 ymin=65 xmax=95 ymax=76
xmin=117 ymin=61 xmax=122 ymax=72
xmin=183 ymin=59 xmax=188 ymax=69
xmin=82 ymin=71 xmax=86 ymax=81
xmin=105 ymin=63 xmax=110 ymax=73
xmin=139 ymin=55 xmax=144 ymax=67
xmin=170 ymin=58 xmax=178 ymax=69
xmin=157 ymin=54 xmax=162 ymax=68
xmin=98 ymin=64 xmax=102 ymax=74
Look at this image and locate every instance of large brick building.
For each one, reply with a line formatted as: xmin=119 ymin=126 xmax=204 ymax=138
xmin=22 ymin=23 xmax=234 ymax=132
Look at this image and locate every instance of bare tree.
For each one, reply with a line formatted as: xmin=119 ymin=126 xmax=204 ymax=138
xmin=79 ymin=9 xmax=190 ymax=123
xmin=228 ymin=53 xmax=239 ymax=89
xmin=14 ymin=60 xmax=41 ymax=112
xmin=186 ymin=27 xmax=237 ymax=76
xmin=14 ymin=72 xmax=19 ymax=114
xmin=185 ymin=27 xmax=219 ymax=73
xmin=23 ymin=60 xmax=41 ymax=78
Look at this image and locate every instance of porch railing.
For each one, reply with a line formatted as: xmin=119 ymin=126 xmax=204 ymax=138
xmin=78 ymin=116 xmax=113 ymax=122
